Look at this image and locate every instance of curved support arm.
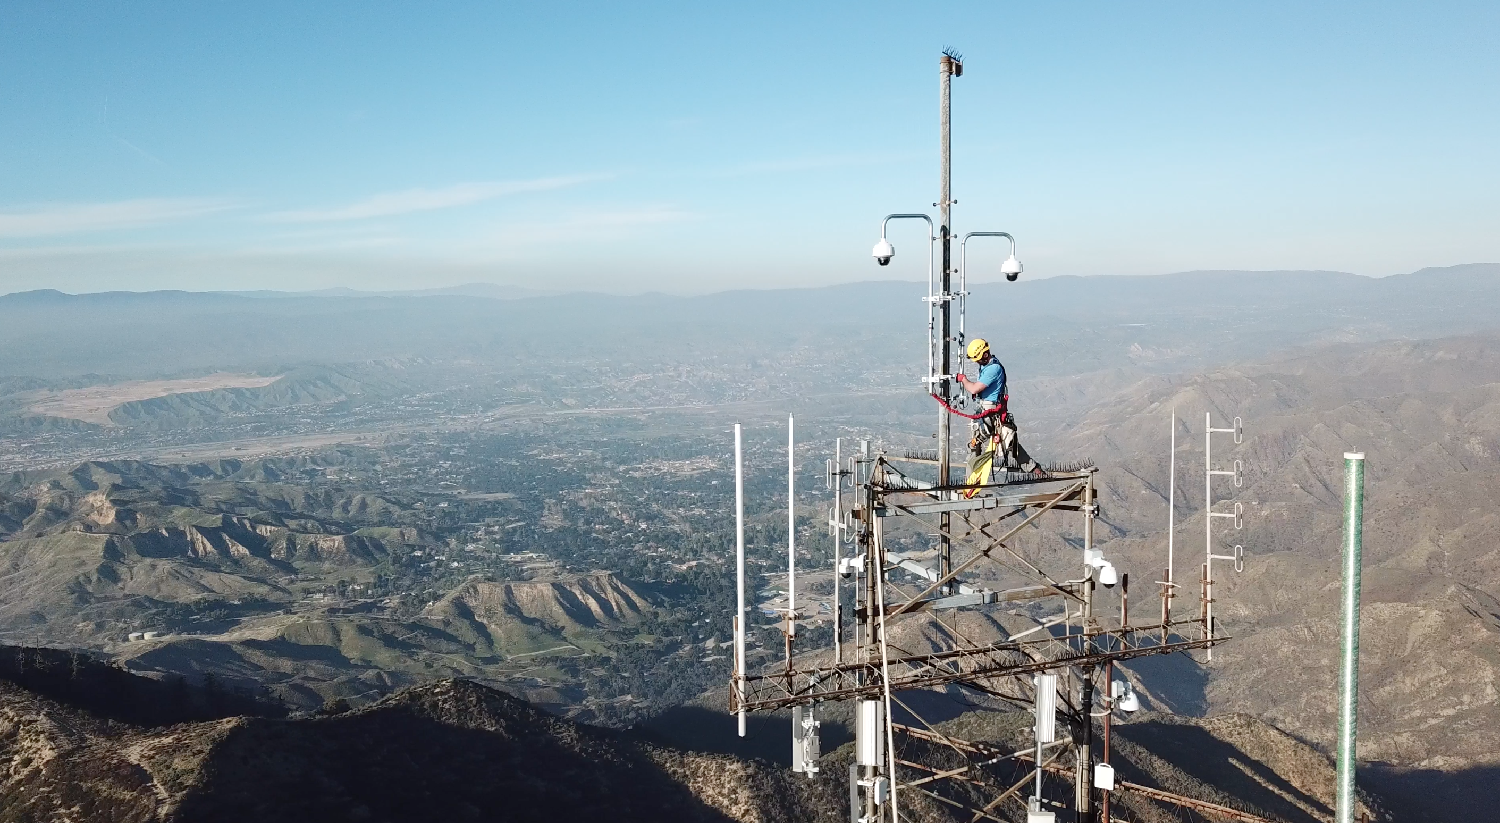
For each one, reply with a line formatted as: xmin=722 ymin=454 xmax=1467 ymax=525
xmin=881 ymin=213 xmax=934 ymax=241
xmin=879 ymin=214 xmax=939 ymax=387
xmin=957 ymin=231 xmax=1017 ymax=355
xmin=960 ymin=230 xmax=1016 ymax=259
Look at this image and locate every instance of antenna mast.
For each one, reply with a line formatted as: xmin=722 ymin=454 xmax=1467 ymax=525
xmin=733 ymin=423 xmax=746 ymax=737
xmin=1204 ymin=413 xmax=1247 ymax=661
xmin=937 ymin=47 xmax=960 ymax=593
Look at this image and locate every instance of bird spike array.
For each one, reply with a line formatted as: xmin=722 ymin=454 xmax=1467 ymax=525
xmin=1041 ymin=460 xmax=1096 ymax=474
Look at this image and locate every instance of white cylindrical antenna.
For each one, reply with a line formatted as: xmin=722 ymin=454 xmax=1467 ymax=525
xmin=734 ymin=422 xmax=746 ymax=737
xmin=833 ymin=437 xmax=842 ymax=665
xmin=1168 ymin=407 xmax=1176 ymax=587
xmin=788 ymin=414 xmax=795 ymax=638
xmin=1335 ymin=451 xmax=1365 ymax=823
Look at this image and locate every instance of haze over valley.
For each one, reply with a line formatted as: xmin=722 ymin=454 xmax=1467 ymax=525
xmin=1 ymin=265 xmax=1498 ymax=819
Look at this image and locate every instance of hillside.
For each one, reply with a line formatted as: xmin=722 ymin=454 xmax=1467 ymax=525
xmin=1021 ymin=333 xmax=1500 ymax=774
xmin=107 ymin=570 xmax=664 ymax=711
xmin=0 ymin=643 xmax=1439 ymax=823
xmin=0 ymin=457 xmax=430 ymax=647
xmin=425 ymin=573 xmax=655 ymax=654
xmin=0 ymin=454 xmax=681 ymax=712
xmin=0 ymin=666 xmax=845 ymax=823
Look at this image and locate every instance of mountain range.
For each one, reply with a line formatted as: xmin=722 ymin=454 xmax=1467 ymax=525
xmin=2 ymin=266 xmax=1499 ymax=820
xmin=0 ymin=642 xmax=1400 ymax=823
xmin=3 ymin=265 xmax=1498 ymax=382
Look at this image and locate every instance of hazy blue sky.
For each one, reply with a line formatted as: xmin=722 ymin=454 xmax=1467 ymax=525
xmin=2 ymin=1 xmax=1497 ymax=294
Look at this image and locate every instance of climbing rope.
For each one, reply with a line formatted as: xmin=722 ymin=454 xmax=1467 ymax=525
xmin=930 ymin=393 xmax=1007 ymax=420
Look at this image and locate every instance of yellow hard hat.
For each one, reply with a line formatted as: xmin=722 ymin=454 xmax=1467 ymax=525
xmin=965 ymin=338 xmax=990 ymax=361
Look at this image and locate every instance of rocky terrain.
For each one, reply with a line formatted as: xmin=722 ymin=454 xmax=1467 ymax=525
xmin=0 ymin=457 xmax=682 ymax=712
xmin=1017 ymin=334 xmax=1500 ymax=774
xmin=0 ymin=642 xmax=1416 ymax=823
xmin=426 ymin=572 xmax=654 ymax=655
xmin=0 ymin=649 xmax=844 ymax=823
xmin=0 ymin=458 xmax=430 ymax=646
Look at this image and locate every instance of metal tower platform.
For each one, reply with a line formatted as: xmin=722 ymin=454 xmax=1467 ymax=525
xmin=732 ymin=452 xmax=1244 ymax=822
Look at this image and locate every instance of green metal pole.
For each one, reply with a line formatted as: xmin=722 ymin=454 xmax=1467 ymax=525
xmin=1335 ymin=451 xmax=1365 ymax=823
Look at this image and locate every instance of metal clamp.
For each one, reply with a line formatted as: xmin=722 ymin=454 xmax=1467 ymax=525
xmin=1210 ymin=544 xmax=1245 ymax=573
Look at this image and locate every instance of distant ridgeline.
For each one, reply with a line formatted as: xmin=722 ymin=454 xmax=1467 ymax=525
xmin=0 ymin=265 xmax=1497 ymax=383
xmin=0 ymin=644 xmax=286 ymax=726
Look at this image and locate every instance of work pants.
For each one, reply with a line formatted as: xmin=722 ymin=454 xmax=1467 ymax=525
xmin=972 ymin=400 xmax=1037 ymax=474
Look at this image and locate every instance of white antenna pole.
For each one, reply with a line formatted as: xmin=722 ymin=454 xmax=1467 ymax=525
xmin=833 ymin=437 xmax=843 ymax=665
xmin=1204 ymin=411 xmax=1213 ymax=660
xmin=1168 ymin=407 xmax=1176 ymax=588
xmin=1335 ymin=451 xmax=1366 ymax=823
xmin=734 ymin=423 xmax=747 ymax=737
xmin=788 ymin=414 xmax=796 ymax=638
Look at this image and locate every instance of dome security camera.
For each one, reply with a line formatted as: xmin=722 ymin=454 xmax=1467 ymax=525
xmin=872 ymin=238 xmax=895 ymax=267
xmin=1111 ymin=680 xmax=1140 ymax=713
xmin=839 ymin=554 xmax=864 ymax=578
xmin=1084 ymin=548 xmax=1117 ymax=586
xmin=1098 ymin=562 xmax=1118 ymax=588
xmin=1001 ymin=254 xmax=1023 ymax=282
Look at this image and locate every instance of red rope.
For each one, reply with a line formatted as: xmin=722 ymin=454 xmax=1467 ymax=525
xmin=931 ymin=393 xmax=1007 ymax=420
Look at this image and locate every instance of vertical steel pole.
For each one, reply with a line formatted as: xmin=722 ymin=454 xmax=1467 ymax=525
xmin=1033 ymin=730 xmax=1044 ymax=802
xmin=1168 ymin=408 xmax=1176 ymax=590
xmin=1077 ymin=471 xmax=1096 ymax=820
xmin=833 ymin=438 xmax=843 ymax=665
xmin=1335 ymin=452 xmax=1366 ymax=823
xmin=788 ymin=414 xmax=796 ymax=638
xmin=870 ymin=481 xmax=901 ymax=823
xmin=1078 ymin=670 xmax=1093 ymax=820
xmin=734 ymin=423 xmax=747 ymax=737
xmin=861 ymin=453 xmax=877 ymax=823
xmin=938 ymin=52 xmax=958 ymax=591
xmin=1102 ymin=658 xmax=1112 ymax=823
xmin=1164 ymin=408 xmax=1177 ymax=639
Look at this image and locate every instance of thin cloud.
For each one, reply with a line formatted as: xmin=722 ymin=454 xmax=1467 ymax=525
xmin=265 ymin=175 xmax=609 ymax=223
xmin=485 ymin=206 xmax=694 ymax=247
xmin=0 ymin=198 xmax=234 ymax=238
xmin=702 ymin=152 xmax=915 ymax=179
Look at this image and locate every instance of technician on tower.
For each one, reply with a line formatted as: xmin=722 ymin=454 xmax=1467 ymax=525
xmin=955 ymin=338 xmax=1041 ymax=476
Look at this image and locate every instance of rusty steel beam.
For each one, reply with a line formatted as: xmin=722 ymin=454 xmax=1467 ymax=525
xmin=893 ymin=582 xmax=1080 ymax=614
xmin=1114 ymin=780 xmax=1275 ymax=823
xmin=734 ymin=628 xmax=1222 ymax=712
xmin=1016 ymin=757 xmax=1276 ymax=823
xmin=886 ymin=480 xmax=1088 ymax=618
xmin=888 ymin=727 xmax=1069 ymax=823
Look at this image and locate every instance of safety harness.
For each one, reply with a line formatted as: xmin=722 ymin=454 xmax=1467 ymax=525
xmin=930 ymin=392 xmax=1009 ymax=423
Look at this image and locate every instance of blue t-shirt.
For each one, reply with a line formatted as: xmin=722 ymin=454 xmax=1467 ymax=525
xmin=976 ymin=361 xmax=1006 ymax=402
